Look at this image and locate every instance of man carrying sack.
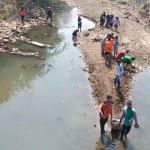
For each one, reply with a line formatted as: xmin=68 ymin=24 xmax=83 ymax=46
xmin=98 ymin=95 xmax=113 ymax=135
xmin=119 ymin=100 xmax=139 ymax=141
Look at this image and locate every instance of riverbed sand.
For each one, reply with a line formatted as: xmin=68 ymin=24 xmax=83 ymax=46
xmin=66 ymin=0 xmax=150 ymax=115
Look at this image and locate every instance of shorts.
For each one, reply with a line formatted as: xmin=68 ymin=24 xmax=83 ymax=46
xmin=110 ymin=22 xmax=113 ymax=27
xmin=105 ymin=52 xmax=111 ymax=55
xmin=100 ymin=21 xmax=105 ymax=26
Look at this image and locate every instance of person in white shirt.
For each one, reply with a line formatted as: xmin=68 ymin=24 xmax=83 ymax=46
xmin=114 ymin=59 xmax=123 ymax=88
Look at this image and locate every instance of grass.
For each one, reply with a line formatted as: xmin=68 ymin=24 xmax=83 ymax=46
xmin=0 ymin=0 xmax=26 ymax=22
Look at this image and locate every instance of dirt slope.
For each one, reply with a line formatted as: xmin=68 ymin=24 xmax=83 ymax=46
xmin=67 ymin=0 xmax=150 ymax=116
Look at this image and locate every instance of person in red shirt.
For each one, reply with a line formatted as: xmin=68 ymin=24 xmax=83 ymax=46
xmin=20 ymin=7 xmax=25 ymax=25
xmin=116 ymin=50 xmax=130 ymax=60
xmin=98 ymin=95 xmax=113 ymax=134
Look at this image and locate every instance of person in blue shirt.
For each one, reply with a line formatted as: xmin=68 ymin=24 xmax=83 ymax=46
xmin=78 ymin=16 xmax=82 ymax=32
xmin=114 ymin=36 xmax=119 ymax=57
xmin=72 ymin=29 xmax=79 ymax=38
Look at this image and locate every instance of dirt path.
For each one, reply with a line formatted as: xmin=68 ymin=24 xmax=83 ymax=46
xmin=67 ymin=0 xmax=150 ymax=116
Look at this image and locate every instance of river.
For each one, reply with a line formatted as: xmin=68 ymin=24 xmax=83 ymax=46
xmin=0 ymin=1 xmax=100 ymax=150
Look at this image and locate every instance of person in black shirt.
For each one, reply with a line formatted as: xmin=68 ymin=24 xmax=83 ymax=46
xmin=100 ymin=12 xmax=106 ymax=30
xmin=45 ymin=7 xmax=53 ymax=22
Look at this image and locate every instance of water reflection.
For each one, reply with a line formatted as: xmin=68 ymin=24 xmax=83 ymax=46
xmin=0 ymin=54 xmax=47 ymax=104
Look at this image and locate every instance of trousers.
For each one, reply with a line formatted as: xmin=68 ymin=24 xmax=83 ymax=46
xmin=114 ymin=75 xmax=120 ymax=85
xmin=46 ymin=15 xmax=52 ymax=22
xmin=100 ymin=117 xmax=108 ymax=133
xmin=21 ymin=16 xmax=24 ymax=24
xmin=78 ymin=23 xmax=82 ymax=30
xmin=121 ymin=124 xmax=131 ymax=138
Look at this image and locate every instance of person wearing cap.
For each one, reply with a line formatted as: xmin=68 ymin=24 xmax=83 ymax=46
xmin=114 ymin=59 xmax=123 ymax=88
xmin=98 ymin=95 xmax=113 ymax=134
xmin=45 ymin=7 xmax=53 ymax=22
xmin=119 ymin=100 xmax=139 ymax=141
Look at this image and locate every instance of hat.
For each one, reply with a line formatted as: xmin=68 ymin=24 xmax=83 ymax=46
xmin=127 ymin=100 xmax=132 ymax=104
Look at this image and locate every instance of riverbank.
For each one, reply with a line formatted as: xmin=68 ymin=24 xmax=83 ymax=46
xmin=66 ymin=0 xmax=150 ymax=116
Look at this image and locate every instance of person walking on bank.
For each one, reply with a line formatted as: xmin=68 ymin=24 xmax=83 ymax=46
xmin=98 ymin=95 xmax=113 ymax=135
xmin=78 ymin=16 xmax=82 ymax=32
xmin=114 ymin=59 xmax=123 ymax=88
xmin=104 ymin=37 xmax=112 ymax=64
xmin=19 ymin=7 xmax=25 ymax=25
xmin=45 ymin=7 xmax=53 ymax=23
xmin=114 ymin=17 xmax=120 ymax=31
xmin=119 ymin=100 xmax=139 ymax=141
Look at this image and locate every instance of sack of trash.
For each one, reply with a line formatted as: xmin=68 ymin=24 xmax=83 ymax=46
xmin=111 ymin=119 xmax=121 ymax=130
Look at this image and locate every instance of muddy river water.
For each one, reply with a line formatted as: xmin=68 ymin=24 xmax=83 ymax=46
xmin=0 ymin=0 xmax=149 ymax=150
xmin=0 ymin=2 xmax=100 ymax=150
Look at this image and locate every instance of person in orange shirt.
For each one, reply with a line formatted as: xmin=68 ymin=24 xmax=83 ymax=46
xmin=20 ymin=7 xmax=25 ymax=24
xmin=98 ymin=95 xmax=113 ymax=134
xmin=104 ymin=37 xmax=112 ymax=64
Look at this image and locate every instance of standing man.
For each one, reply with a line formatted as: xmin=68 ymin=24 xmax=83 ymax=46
xmin=104 ymin=37 xmax=112 ymax=64
xmin=101 ymin=34 xmax=110 ymax=55
xmin=100 ymin=12 xmax=106 ymax=30
xmin=98 ymin=95 xmax=113 ymax=135
xmin=105 ymin=14 xmax=110 ymax=28
xmin=45 ymin=7 xmax=53 ymax=23
xmin=114 ymin=59 xmax=123 ymax=88
xmin=78 ymin=16 xmax=82 ymax=32
xmin=114 ymin=36 xmax=119 ymax=57
xmin=119 ymin=100 xmax=139 ymax=141
xmin=19 ymin=7 xmax=25 ymax=25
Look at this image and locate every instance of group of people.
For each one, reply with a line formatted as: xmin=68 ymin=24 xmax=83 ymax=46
xmin=72 ymin=16 xmax=82 ymax=38
xmin=99 ymin=32 xmax=138 ymax=141
xmin=99 ymin=96 xmax=139 ymax=141
xmin=100 ymin=12 xmax=120 ymax=31
xmin=19 ymin=7 xmax=53 ymax=25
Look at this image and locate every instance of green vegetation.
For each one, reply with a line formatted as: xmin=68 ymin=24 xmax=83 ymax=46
xmin=0 ymin=0 xmax=26 ymax=21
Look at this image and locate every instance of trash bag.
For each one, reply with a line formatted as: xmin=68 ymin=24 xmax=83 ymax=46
xmin=111 ymin=119 xmax=121 ymax=130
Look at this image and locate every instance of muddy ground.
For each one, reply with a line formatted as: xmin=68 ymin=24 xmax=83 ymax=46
xmin=67 ymin=0 xmax=150 ymax=116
